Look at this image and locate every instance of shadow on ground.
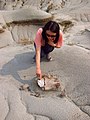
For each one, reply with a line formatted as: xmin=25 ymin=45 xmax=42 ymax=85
xmin=0 ymin=50 xmax=61 ymax=96
xmin=0 ymin=51 xmax=36 ymax=84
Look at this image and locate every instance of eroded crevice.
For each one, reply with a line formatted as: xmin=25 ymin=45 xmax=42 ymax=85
xmin=76 ymin=44 xmax=90 ymax=50
xmin=4 ymin=98 xmax=11 ymax=120
xmin=67 ymin=96 xmax=90 ymax=117
xmin=59 ymin=20 xmax=74 ymax=33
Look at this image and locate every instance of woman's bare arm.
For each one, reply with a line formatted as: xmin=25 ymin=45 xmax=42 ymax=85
xmin=36 ymin=48 xmax=42 ymax=79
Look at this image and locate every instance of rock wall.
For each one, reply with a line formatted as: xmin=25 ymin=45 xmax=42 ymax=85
xmin=0 ymin=0 xmax=90 ymax=48
xmin=0 ymin=6 xmax=52 ymax=48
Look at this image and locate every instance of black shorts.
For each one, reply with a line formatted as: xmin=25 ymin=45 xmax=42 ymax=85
xmin=34 ymin=42 xmax=54 ymax=58
xmin=41 ymin=43 xmax=54 ymax=54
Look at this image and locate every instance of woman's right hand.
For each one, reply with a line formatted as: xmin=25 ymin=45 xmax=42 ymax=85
xmin=36 ymin=68 xmax=42 ymax=79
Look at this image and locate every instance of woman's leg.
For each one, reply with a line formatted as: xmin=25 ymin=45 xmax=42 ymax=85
xmin=41 ymin=43 xmax=54 ymax=61
xmin=33 ymin=43 xmax=36 ymax=60
xmin=41 ymin=43 xmax=54 ymax=54
xmin=33 ymin=43 xmax=45 ymax=60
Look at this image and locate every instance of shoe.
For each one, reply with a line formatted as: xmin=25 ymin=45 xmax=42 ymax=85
xmin=46 ymin=53 xmax=52 ymax=61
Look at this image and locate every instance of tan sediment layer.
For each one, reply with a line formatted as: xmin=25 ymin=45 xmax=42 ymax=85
xmin=1 ymin=7 xmax=52 ymax=25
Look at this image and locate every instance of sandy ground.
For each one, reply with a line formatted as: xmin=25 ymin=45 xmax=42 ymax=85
xmin=0 ymin=40 xmax=90 ymax=120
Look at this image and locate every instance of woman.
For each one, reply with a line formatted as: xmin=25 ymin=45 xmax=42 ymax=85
xmin=34 ymin=21 xmax=63 ymax=80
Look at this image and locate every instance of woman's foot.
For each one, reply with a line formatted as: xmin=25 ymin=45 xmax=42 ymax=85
xmin=46 ymin=53 xmax=52 ymax=61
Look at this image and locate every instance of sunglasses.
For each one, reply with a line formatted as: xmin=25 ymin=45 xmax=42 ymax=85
xmin=46 ymin=33 xmax=56 ymax=38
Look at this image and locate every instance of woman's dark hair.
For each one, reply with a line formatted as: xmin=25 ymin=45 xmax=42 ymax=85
xmin=42 ymin=21 xmax=60 ymax=43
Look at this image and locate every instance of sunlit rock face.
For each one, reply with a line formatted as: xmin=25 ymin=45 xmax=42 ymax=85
xmin=1 ymin=7 xmax=52 ymax=45
xmin=0 ymin=5 xmax=52 ymax=47
xmin=0 ymin=0 xmax=60 ymax=48
xmin=0 ymin=0 xmax=90 ymax=48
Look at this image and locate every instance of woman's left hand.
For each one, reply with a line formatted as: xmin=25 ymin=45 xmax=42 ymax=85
xmin=48 ymin=40 xmax=56 ymax=47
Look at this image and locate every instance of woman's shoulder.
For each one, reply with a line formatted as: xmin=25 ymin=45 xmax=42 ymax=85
xmin=60 ymin=30 xmax=63 ymax=35
xmin=37 ymin=28 xmax=43 ymax=34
